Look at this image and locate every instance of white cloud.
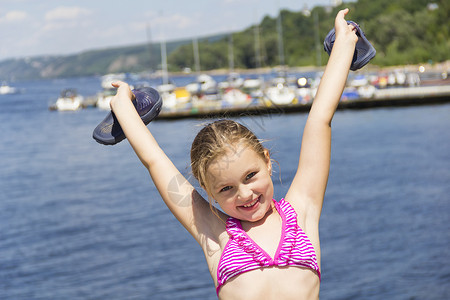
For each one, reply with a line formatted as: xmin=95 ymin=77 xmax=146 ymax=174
xmin=169 ymin=14 xmax=194 ymax=29
xmin=0 ymin=10 xmax=28 ymax=23
xmin=45 ymin=6 xmax=92 ymax=21
xmin=145 ymin=11 xmax=195 ymax=30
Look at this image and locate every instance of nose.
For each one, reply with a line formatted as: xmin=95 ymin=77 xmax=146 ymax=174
xmin=237 ymin=184 xmax=252 ymax=201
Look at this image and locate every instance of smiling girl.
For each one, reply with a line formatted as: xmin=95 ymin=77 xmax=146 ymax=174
xmin=107 ymin=9 xmax=358 ymax=299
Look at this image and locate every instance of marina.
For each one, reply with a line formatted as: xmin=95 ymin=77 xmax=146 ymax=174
xmin=157 ymin=84 xmax=450 ymax=120
xmin=49 ymin=70 xmax=450 ymax=118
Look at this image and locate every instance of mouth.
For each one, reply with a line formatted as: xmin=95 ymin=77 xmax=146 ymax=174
xmin=239 ymin=195 xmax=261 ymax=210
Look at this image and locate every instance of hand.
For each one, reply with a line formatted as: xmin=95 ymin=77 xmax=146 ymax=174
xmin=334 ymin=8 xmax=358 ymax=45
xmin=110 ymin=81 xmax=135 ymax=109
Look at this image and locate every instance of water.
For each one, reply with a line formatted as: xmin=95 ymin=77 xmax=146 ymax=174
xmin=1 ymin=77 xmax=449 ymax=299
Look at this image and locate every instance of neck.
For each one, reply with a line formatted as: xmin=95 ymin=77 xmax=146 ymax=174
xmin=241 ymin=201 xmax=278 ymax=231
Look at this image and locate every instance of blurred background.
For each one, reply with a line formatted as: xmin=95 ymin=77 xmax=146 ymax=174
xmin=0 ymin=0 xmax=449 ymax=299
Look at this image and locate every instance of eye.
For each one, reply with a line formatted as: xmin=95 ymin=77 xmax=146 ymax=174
xmin=246 ymin=172 xmax=257 ymax=180
xmin=220 ymin=186 xmax=232 ymax=193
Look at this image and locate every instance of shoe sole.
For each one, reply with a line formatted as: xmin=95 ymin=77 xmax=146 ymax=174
xmin=93 ymin=87 xmax=162 ymax=145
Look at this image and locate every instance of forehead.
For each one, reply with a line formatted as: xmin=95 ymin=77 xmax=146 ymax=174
xmin=206 ymin=144 xmax=264 ymax=179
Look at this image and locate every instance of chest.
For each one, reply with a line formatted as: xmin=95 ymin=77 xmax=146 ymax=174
xmin=242 ymin=212 xmax=283 ymax=258
xmin=218 ymin=267 xmax=320 ymax=300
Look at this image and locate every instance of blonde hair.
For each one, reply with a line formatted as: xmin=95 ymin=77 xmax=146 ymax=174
xmin=190 ymin=119 xmax=267 ymax=196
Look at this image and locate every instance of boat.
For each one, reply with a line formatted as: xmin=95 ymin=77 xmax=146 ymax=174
xmin=218 ymin=74 xmax=244 ymax=90
xmin=295 ymin=77 xmax=313 ymax=104
xmin=51 ymin=89 xmax=83 ymax=111
xmin=222 ymin=88 xmax=251 ymax=106
xmin=154 ymin=37 xmax=192 ymax=111
xmin=95 ymin=74 xmax=126 ymax=110
xmin=186 ymin=74 xmax=218 ymax=95
xmin=0 ymin=82 xmax=18 ymax=95
xmin=157 ymin=83 xmax=192 ymax=111
xmin=96 ymin=88 xmax=116 ymax=110
xmin=262 ymin=9 xmax=296 ymax=106
xmin=264 ymin=77 xmax=296 ymax=105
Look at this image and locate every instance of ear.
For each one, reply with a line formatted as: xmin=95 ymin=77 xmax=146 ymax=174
xmin=263 ymin=149 xmax=272 ymax=175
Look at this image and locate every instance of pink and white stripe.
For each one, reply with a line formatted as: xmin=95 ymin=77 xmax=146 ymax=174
xmin=216 ymin=199 xmax=320 ymax=295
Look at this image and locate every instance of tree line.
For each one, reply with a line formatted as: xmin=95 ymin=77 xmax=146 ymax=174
xmin=168 ymin=0 xmax=449 ymax=71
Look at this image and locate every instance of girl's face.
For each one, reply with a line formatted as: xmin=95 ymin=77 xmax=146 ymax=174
xmin=206 ymin=144 xmax=274 ymax=222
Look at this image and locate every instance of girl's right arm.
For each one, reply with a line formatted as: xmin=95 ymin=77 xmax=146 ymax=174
xmin=109 ymin=82 xmax=225 ymax=242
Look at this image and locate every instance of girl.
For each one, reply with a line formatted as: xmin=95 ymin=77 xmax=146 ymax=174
xmin=108 ymin=9 xmax=358 ymax=299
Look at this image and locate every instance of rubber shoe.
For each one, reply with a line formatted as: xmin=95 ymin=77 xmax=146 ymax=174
xmin=324 ymin=21 xmax=376 ymax=71
xmin=93 ymin=87 xmax=162 ymax=145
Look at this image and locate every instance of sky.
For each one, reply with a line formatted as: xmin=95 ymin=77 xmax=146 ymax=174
xmin=0 ymin=0 xmax=338 ymax=61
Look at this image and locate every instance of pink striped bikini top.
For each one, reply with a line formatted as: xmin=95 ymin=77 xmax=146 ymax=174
xmin=216 ymin=199 xmax=320 ymax=295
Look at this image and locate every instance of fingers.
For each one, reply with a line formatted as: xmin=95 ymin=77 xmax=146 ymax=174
xmin=110 ymin=81 xmax=135 ymax=100
xmin=111 ymin=81 xmax=126 ymax=88
xmin=335 ymin=8 xmax=349 ymax=30
xmin=335 ymin=8 xmax=349 ymax=23
xmin=333 ymin=8 xmax=358 ymax=45
xmin=348 ymin=23 xmax=357 ymax=32
xmin=338 ymin=8 xmax=349 ymax=17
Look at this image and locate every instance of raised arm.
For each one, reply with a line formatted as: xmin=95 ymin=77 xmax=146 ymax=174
xmin=286 ymin=9 xmax=358 ymax=219
xmin=109 ymin=82 xmax=224 ymax=242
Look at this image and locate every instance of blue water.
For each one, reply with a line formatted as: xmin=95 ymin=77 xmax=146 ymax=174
xmin=1 ymin=77 xmax=449 ymax=299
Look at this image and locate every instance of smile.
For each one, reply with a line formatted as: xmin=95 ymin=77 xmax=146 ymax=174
xmin=241 ymin=195 xmax=261 ymax=208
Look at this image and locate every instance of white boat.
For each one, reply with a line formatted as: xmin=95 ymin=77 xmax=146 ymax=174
xmin=96 ymin=74 xmax=129 ymax=110
xmin=218 ymin=72 xmax=244 ymax=90
xmin=222 ymin=88 xmax=251 ymax=106
xmin=186 ymin=74 xmax=218 ymax=95
xmin=100 ymin=73 xmax=125 ymax=89
xmin=357 ymin=85 xmax=376 ymax=99
xmin=53 ymin=89 xmax=83 ymax=111
xmin=0 ymin=82 xmax=18 ymax=95
xmin=264 ymin=78 xmax=296 ymax=105
xmin=96 ymin=88 xmax=116 ymax=110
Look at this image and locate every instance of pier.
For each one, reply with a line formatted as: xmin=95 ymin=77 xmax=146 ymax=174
xmin=156 ymin=84 xmax=450 ymax=120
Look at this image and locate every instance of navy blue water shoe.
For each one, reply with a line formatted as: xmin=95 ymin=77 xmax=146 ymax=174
xmin=324 ymin=21 xmax=376 ymax=71
xmin=93 ymin=87 xmax=162 ymax=145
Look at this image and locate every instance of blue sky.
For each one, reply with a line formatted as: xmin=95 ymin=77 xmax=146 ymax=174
xmin=0 ymin=0 xmax=338 ymax=61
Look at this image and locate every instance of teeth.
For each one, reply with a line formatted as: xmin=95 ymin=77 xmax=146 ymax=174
xmin=244 ymin=199 xmax=258 ymax=208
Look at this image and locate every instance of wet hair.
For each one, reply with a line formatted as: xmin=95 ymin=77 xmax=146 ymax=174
xmin=190 ymin=119 xmax=267 ymax=196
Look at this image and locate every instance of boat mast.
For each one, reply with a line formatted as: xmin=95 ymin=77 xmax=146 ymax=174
xmin=276 ymin=1 xmax=285 ymax=68
xmin=228 ymin=33 xmax=235 ymax=73
xmin=193 ymin=37 xmax=201 ymax=74
xmin=314 ymin=11 xmax=322 ymax=67
xmin=160 ymin=38 xmax=169 ymax=85
xmin=254 ymin=24 xmax=262 ymax=70
xmin=146 ymin=23 xmax=153 ymax=72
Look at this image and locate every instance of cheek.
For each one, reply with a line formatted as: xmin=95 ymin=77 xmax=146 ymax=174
xmin=262 ymin=176 xmax=274 ymax=195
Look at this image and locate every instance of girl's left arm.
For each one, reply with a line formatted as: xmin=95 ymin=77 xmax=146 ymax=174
xmin=286 ymin=9 xmax=358 ymax=222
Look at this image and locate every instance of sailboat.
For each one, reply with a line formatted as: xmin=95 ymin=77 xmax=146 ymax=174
xmin=157 ymin=36 xmax=191 ymax=111
xmin=185 ymin=37 xmax=220 ymax=106
xmin=263 ymin=8 xmax=296 ymax=106
xmin=242 ymin=22 xmax=264 ymax=100
xmin=219 ymin=34 xmax=251 ymax=106
xmin=95 ymin=73 xmax=126 ymax=110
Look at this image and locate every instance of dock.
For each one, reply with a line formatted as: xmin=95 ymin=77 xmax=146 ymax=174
xmin=156 ymin=84 xmax=450 ymax=120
